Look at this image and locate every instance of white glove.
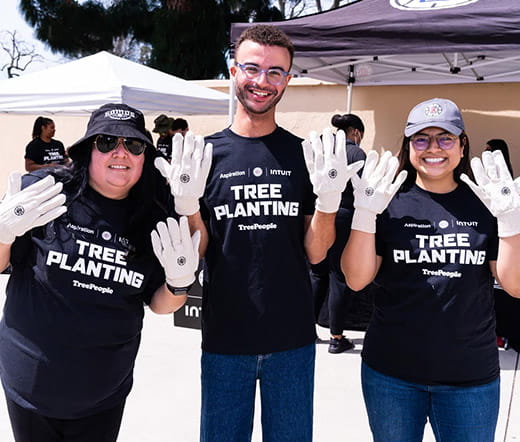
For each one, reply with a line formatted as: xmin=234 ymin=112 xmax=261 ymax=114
xmin=151 ymin=216 xmax=201 ymax=289
xmin=0 ymin=172 xmax=67 ymax=245
xmin=351 ymin=150 xmax=407 ymax=234
xmin=460 ymin=150 xmax=520 ymax=237
xmin=302 ymin=128 xmax=364 ymax=213
xmin=155 ymin=131 xmax=212 ymax=216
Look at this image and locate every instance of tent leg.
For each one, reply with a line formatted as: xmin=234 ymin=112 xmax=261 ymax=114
xmin=346 ymin=82 xmax=353 ymax=113
xmin=346 ymin=64 xmax=355 ymax=113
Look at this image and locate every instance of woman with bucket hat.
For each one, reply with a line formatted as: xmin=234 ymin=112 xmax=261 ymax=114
xmin=0 ymin=103 xmax=201 ymax=442
xmin=342 ymin=98 xmax=520 ymax=441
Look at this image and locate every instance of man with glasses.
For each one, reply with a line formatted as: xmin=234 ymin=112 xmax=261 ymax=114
xmin=155 ymin=24 xmax=362 ymax=441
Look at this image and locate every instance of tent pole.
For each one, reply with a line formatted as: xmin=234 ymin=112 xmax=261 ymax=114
xmin=346 ymin=83 xmax=353 ymax=113
xmin=228 ymin=57 xmax=236 ymax=125
xmin=346 ymin=65 xmax=355 ymax=113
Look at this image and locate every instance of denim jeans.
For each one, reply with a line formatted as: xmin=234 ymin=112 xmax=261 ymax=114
xmin=361 ymin=362 xmax=500 ymax=442
xmin=200 ymin=343 xmax=315 ymax=442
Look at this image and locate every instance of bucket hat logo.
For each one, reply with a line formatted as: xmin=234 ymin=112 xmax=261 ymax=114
xmin=104 ymin=109 xmax=137 ymax=120
xmin=67 ymin=103 xmax=152 ymax=160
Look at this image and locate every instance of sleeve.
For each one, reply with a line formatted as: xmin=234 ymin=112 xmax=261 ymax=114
xmin=24 ymin=140 xmax=39 ymax=161
xmin=375 ymin=213 xmax=386 ymax=257
xmin=303 ymin=179 xmax=317 ymax=216
xmin=56 ymin=140 xmax=67 ymax=159
xmin=141 ymin=259 xmax=166 ymax=305
xmin=487 ymin=218 xmax=499 ymax=262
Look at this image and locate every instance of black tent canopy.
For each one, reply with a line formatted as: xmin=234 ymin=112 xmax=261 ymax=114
xmin=230 ymin=0 xmax=520 ymax=87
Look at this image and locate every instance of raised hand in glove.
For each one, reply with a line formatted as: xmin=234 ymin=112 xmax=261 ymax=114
xmin=351 ymin=150 xmax=407 ymax=234
xmin=151 ymin=216 xmax=201 ymax=289
xmin=155 ymin=132 xmax=212 ymax=216
xmin=461 ymin=150 xmax=520 ymax=237
xmin=302 ymin=128 xmax=364 ymax=213
xmin=0 ymin=172 xmax=67 ymax=245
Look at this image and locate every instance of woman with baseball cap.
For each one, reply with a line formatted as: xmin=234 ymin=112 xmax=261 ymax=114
xmin=342 ymin=98 xmax=520 ymax=441
xmin=0 ymin=103 xmax=200 ymax=442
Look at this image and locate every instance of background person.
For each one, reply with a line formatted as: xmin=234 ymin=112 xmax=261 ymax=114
xmin=155 ymin=24 xmax=362 ymax=442
xmin=484 ymin=138 xmax=520 ymax=350
xmin=342 ymin=98 xmax=520 ymax=441
xmin=311 ymin=113 xmax=367 ymax=353
xmin=485 ymin=139 xmax=513 ymax=176
xmin=171 ymin=117 xmax=189 ymax=136
xmin=0 ymin=103 xmax=199 ymax=442
xmin=25 ymin=116 xmax=68 ymax=172
xmin=152 ymin=113 xmax=174 ymax=162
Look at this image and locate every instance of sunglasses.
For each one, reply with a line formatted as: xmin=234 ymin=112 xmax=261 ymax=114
xmin=94 ymin=134 xmax=146 ymax=156
xmin=410 ymin=134 xmax=458 ymax=151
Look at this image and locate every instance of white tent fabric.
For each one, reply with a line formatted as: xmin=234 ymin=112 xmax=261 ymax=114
xmin=0 ymin=51 xmax=229 ymax=115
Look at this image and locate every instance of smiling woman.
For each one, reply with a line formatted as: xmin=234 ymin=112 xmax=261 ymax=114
xmin=0 ymin=103 xmax=200 ymax=442
xmin=341 ymin=97 xmax=520 ymax=441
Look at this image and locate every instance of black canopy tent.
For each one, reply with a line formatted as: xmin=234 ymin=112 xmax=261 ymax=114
xmin=230 ymin=0 xmax=520 ymax=111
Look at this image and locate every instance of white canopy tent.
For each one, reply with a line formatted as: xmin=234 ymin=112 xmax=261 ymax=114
xmin=0 ymin=51 xmax=229 ymax=115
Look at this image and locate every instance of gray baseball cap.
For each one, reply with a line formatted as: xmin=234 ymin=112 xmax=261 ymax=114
xmin=404 ymin=98 xmax=465 ymax=137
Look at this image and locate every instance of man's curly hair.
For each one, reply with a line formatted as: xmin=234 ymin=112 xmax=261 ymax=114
xmin=235 ymin=24 xmax=294 ymax=68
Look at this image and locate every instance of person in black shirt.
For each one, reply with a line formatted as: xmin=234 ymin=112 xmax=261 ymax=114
xmin=171 ymin=117 xmax=189 ymax=136
xmin=310 ymin=113 xmax=367 ymax=353
xmin=342 ymin=98 xmax=520 ymax=441
xmin=0 ymin=103 xmax=199 ymax=442
xmin=24 ymin=117 xmax=68 ymax=172
xmin=152 ymin=114 xmax=175 ymax=162
xmin=154 ymin=24 xmax=363 ymax=442
xmin=485 ymin=139 xmax=513 ymax=176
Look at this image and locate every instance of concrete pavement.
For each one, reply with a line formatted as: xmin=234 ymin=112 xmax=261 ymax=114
xmin=0 ymin=275 xmax=519 ymax=441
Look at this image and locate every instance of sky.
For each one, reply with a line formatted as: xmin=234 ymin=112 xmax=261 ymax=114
xmin=0 ymin=0 xmax=65 ymax=79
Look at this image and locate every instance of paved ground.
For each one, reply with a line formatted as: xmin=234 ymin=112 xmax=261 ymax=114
xmin=0 ymin=275 xmax=519 ymax=441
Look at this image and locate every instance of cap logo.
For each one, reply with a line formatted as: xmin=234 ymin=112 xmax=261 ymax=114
xmin=424 ymin=103 xmax=443 ymax=118
xmin=104 ymin=109 xmax=136 ymax=121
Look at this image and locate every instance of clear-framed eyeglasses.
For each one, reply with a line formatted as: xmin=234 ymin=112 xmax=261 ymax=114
xmin=410 ymin=134 xmax=459 ymax=151
xmin=235 ymin=62 xmax=290 ymax=86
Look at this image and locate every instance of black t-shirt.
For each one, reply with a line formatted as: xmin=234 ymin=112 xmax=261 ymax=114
xmin=201 ymin=127 xmax=317 ymax=355
xmin=156 ymin=135 xmax=172 ymax=161
xmin=25 ymin=138 xmax=66 ymax=164
xmin=362 ymin=183 xmax=499 ymax=386
xmin=0 ymin=173 xmax=165 ymax=418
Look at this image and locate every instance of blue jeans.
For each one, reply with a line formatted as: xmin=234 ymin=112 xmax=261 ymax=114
xmin=361 ymin=362 xmax=500 ymax=442
xmin=200 ymin=344 xmax=315 ymax=442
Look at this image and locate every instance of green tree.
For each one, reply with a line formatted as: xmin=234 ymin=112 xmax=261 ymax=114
xmin=18 ymin=0 xmax=282 ymax=79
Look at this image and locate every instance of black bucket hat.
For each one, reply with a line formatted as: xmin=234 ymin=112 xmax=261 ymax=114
xmin=152 ymin=114 xmax=172 ymax=133
xmin=68 ymin=103 xmax=153 ymax=160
